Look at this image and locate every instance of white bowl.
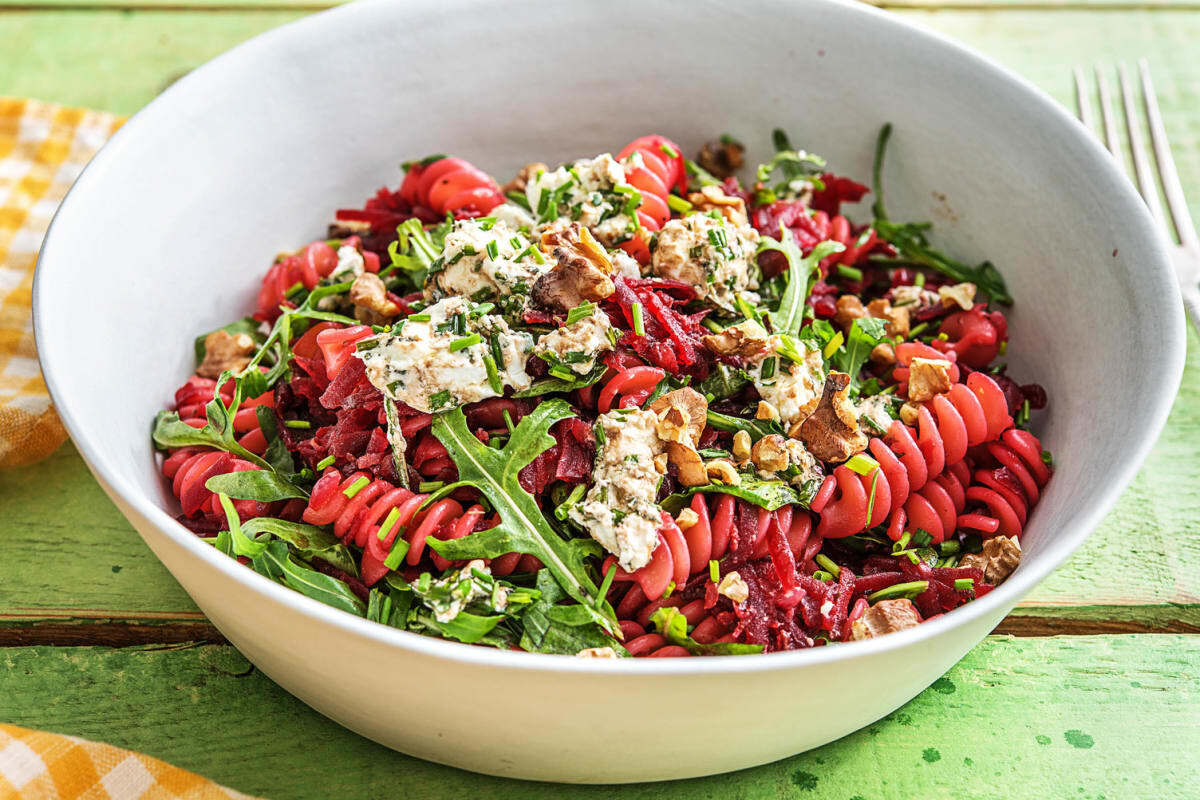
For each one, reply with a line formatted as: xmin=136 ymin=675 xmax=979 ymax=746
xmin=35 ymin=0 xmax=1184 ymax=783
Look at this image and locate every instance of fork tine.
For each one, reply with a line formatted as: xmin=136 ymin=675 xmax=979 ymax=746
xmin=1095 ymin=65 xmax=1126 ymax=174
xmin=1118 ymin=62 xmax=1167 ymax=231
xmin=1139 ymin=58 xmax=1198 ymax=249
xmin=1073 ymin=66 xmax=1095 ymax=131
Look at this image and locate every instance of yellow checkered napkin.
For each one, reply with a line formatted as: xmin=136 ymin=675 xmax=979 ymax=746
xmin=0 ymin=97 xmax=124 ymax=469
xmin=0 ymin=724 xmax=261 ymax=799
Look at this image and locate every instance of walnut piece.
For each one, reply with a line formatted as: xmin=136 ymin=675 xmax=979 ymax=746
xmin=349 ymin=272 xmax=401 ymax=325
xmin=938 ymin=282 xmax=977 ymax=310
xmin=899 ymin=402 xmax=921 ymax=426
xmin=668 ymin=442 xmax=708 ymax=487
xmin=197 ymin=330 xmax=256 ymax=379
xmin=705 ymin=459 xmax=741 ymax=486
xmin=717 ymin=570 xmax=750 ymax=603
xmin=576 ymin=646 xmax=619 ymax=659
xmin=750 ymin=434 xmax=789 ymax=473
xmin=675 ymin=507 xmax=700 ymax=530
xmin=870 ymin=342 xmax=897 ymax=366
xmin=649 ymin=388 xmax=708 ymax=449
xmin=866 ymin=298 xmax=911 ymax=338
xmin=959 ymin=536 xmax=1022 ymax=585
xmin=653 ymin=452 xmax=669 ymax=475
xmin=799 ymin=371 xmax=869 ymax=463
xmin=907 ymin=357 xmax=953 ymax=403
xmin=850 ymin=599 xmax=922 ymax=640
xmin=702 ymin=319 xmax=769 ymax=358
xmin=532 ymin=223 xmax=614 ymax=312
xmin=834 ymin=295 xmax=868 ymax=332
xmin=687 ymin=185 xmax=749 ymax=227
xmin=756 ymin=401 xmax=780 ymax=422
xmin=502 ymin=161 xmax=547 ymax=194
xmin=696 ymin=138 xmax=745 ymax=180
xmin=731 ymin=430 xmax=752 ymax=462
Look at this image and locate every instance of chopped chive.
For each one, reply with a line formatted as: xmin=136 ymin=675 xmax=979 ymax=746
xmin=595 ymin=562 xmax=618 ymax=607
xmin=383 ymin=535 xmax=410 ymax=570
xmin=914 ymin=272 xmax=926 ymax=288
xmin=865 ymin=467 xmax=880 ymax=526
xmin=894 ymin=531 xmax=913 ymax=550
xmin=663 ymin=580 xmax=676 ymax=599
xmin=483 ymin=353 xmax=503 ymax=394
xmin=999 ymin=340 xmax=1008 ymax=356
xmin=449 ymin=333 xmax=481 ymax=352
xmin=709 ymin=560 xmax=720 ymax=583
xmin=418 ymin=481 xmax=444 ymax=493
xmin=566 ymin=302 xmax=596 ymax=326
xmin=475 ymin=216 xmax=497 ymax=230
xmin=659 ymin=143 xmax=679 ymax=158
xmin=377 ymin=506 xmax=403 ymax=541
xmin=284 ymin=419 xmax=312 ymax=429
xmin=355 ymin=338 xmax=381 ymax=352
xmin=549 ymin=365 xmax=576 ymax=381
xmin=912 ymin=529 xmax=933 ymax=548
xmin=315 ymin=455 xmax=336 ymax=471
xmin=700 ymin=317 xmax=723 ymax=333
xmin=845 ymin=453 xmax=879 ymax=475
xmin=554 ymin=483 xmax=587 ymax=521
xmin=760 ymin=356 xmax=777 ymax=380
xmin=823 ymin=330 xmax=844 ymax=358
xmin=453 ymin=312 xmax=467 ymax=335
xmin=606 ymin=326 xmax=620 ymax=347
xmin=343 ymin=476 xmax=370 ymax=499
xmin=408 ymin=313 xmax=431 ymax=322
xmin=285 ymin=281 xmax=305 ymax=298
xmin=1041 ymin=450 xmax=1054 ymax=467
xmin=939 ymin=540 xmax=960 ymax=555
xmin=470 ymin=302 xmax=495 ymax=317
xmin=485 ymin=240 xmax=499 ymax=260
xmin=666 ymin=195 xmax=692 ymax=214
xmin=631 ymin=302 xmax=645 ymax=336
xmin=503 ymin=409 xmax=516 ymax=433
xmin=837 ymin=264 xmax=863 ymax=282
xmin=954 ymin=578 xmax=975 ymax=592
xmin=908 ymin=321 xmax=929 ymax=338
xmin=814 ymin=554 xmax=841 ymax=578
xmin=488 ymin=332 xmax=505 ymax=369
xmin=868 ymin=580 xmax=929 ymax=603
xmin=812 ymin=570 xmax=834 ymax=582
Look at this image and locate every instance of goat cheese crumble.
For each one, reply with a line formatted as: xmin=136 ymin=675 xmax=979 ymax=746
xmin=355 ymin=296 xmax=532 ymax=413
xmin=532 ymin=310 xmax=614 ymax=375
xmin=526 ymin=154 xmax=638 ymax=247
xmin=425 ymin=218 xmax=549 ymax=309
xmin=649 ymin=213 xmax=760 ymax=314
xmin=749 ymin=337 xmax=826 ymax=429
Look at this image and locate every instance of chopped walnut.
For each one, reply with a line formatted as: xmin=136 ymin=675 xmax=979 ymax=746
xmin=327 ymin=219 xmax=372 ymax=239
xmin=907 ymin=357 xmax=953 ymax=403
xmin=834 ymin=295 xmax=868 ymax=332
xmin=501 ymin=161 xmax=547 ymax=194
xmin=938 ymin=282 xmax=977 ymax=310
xmin=960 ymin=536 xmax=1022 ymax=585
xmin=731 ymin=430 xmax=752 ymax=462
xmin=891 ymin=284 xmax=941 ymax=309
xmin=717 ymin=570 xmax=750 ymax=604
xmin=668 ymin=442 xmax=708 ymax=487
xmin=649 ymin=388 xmax=708 ymax=449
xmin=870 ymin=342 xmax=897 ymax=365
xmin=576 ymin=646 xmax=619 ymax=659
xmin=349 ymin=272 xmax=401 ymax=325
xmin=756 ymin=401 xmax=780 ymax=422
xmin=687 ymin=185 xmax=749 ymax=227
xmin=675 ymin=507 xmax=700 ymax=530
xmin=799 ymin=371 xmax=869 ymax=463
xmin=197 ymin=330 xmax=256 ymax=379
xmin=653 ymin=452 xmax=669 ymax=475
xmin=532 ymin=223 xmax=614 ymax=312
xmin=705 ymin=459 xmax=741 ymax=485
xmin=850 ymin=599 xmax=922 ymax=640
xmin=751 ymin=434 xmax=789 ymax=473
xmin=702 ymin=319 xmax=769 ymax=358
xmin=696 ymin=138 xmax=745 ymax=180
xmin=866 ymin=298 xmax=911 ymax=338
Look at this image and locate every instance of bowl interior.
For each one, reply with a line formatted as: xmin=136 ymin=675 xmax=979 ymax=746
xmin=35 ymin=0 xmax=1182 ymax=655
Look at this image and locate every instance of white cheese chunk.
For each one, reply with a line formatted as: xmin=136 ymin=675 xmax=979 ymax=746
xmin=425 ymin=218 xmax=549 ymax=307
xmin=650 ymin=214 xmax=760 ymax=314
xmin=330 ymin=244 xmax=366 ymax=281
xmin=425 ymin=559 xmax=508 ymax=624
xmin=356 ymin=296 xmax=532 ymax=413
xmin=569 ymin=408 xmax=665 ymax=572
xmin=749 ymin=337 xmax=826 ymax=429
xmin=531 ymin=310 xmax=614 ymax=375
xmin=526 ymin=154 xmax=638 ymax=248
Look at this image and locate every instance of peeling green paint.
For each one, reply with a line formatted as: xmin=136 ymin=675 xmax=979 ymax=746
xmin=791 ymin=770 xmax=818 ymax=791
xmin=1065 ymin=730 xmax=1095 ymax=749
xmin=1036 ymin=735 xmax=1052 ymax=745
xmin=922 ymin=748 xmax=942 ymax=763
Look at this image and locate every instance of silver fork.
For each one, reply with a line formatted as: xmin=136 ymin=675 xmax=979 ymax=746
xmin=1073 ymin=60 xmax=1200 ymax=332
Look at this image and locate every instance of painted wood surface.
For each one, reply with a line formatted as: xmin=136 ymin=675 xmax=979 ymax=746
xmin=1 ymin=3 xmax=1198 ymax=798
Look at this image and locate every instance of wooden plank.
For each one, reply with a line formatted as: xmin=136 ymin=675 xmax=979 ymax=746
xmin=2 ymin=635 xmax=1196 ymax=798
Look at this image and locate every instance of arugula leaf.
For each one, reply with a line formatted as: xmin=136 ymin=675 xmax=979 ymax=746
xmin=520 ymin=570 xmax=628 ymax=656
xmin=694 ymin=364 xmax=750 ymax=402
xmin=204 ymin=469 xmax=308 ymax=502
xmin=239 ymin=518 xmax=359 ymax=577
xmin=662 ymin=475 xmax=806 ymax=514
xmin=513 ymin=361 xmax=607 ymax=398
xmin=830 ymin=316 xmax=887 ymax=393
xmin=254 ymin=406 xmax=295 ymax=475
xmin=423 ymin=400 xmax=621 ymax=637
xmin=382 ymin=397 xmax=410 ymax=489
xmin=705 ymin=410 xmax=784 ymax=442
xmin=250 ymin=540 xmax=365 ymax=616
xmin=152 ymin=375 xmax=271 ymax=469
xmin=650 ymin=607 xmax=763 ymax=656
xmin=754 ymin=129 xmax=828 ymax=205
xmin=871 ymin=124 xmax=1012 ymax=305
xmin=215 ymin=493 xmax=268 ymax=558
xmin=758 ymin=230 xmax=844 ymax=337
xmin=193 ymin=317 xmax=264 ymax=366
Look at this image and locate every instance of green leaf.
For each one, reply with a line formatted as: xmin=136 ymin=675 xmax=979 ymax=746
xmin=758 ymin=231 xmax=844 ymax=337
xmin=704 ymin=410 xmax=784 ymax=442
xmin=215 ymin=493 xmax=268 ymax=558
xmin=662 ymin=475 xmax=807 ymax=514
xmin=520 ymin=570 xmax=628 ymax=656
xmin=512 ymin=361 xmax=607 ymax=398
xmin=255 ymin=406 xmax=295 ymax=475
xmin=204 ymin=470 xmax=308 ymax=503
xmin=423 ymin=400 xmax=621 ymax=637
xmin=252 ymin=540 xmax=365 ymax=616
xmin=694 ymin=364 xmax=751 ymax=401
xmin=382 ymin=397 xmax=411 ymax=490
xmin=870 ymin=123 xmax=1012 ymax=305
xmin=193 ymin=317 xmax=264 ymax=366
xmin=830 ymin=316 xmax=887 ymax=393
xmin=385 ymin=218 xmax=449 ymax=287
xmin=240 ymin=518 xmax=359 ymax=577
xmin=650 ymin=607 xmax=763 ymax=656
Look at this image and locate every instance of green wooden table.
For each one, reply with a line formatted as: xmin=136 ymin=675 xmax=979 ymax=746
xmin=3 ymin=2 xmax=1199 ymax=797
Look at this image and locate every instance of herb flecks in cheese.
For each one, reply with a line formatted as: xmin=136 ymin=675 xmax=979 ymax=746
xmin=527 ymin=154 xmax=639 ymax=248
xmin=356 ymin=296 xmax=532 ymax=413
xmin=650 ymin=213 xmax=760 ymax=314
xmin=569 ymin=408 xmax=665 ymax=572
xmin=749 ymin=335 xmax=826 ymax=430
xmin=425 ymin=218 xmax=549 ymax=309
xmin=425 ymin=559 xmax=509 ymax=624
xmin=532 ymin=309 xmax=614 ymax=375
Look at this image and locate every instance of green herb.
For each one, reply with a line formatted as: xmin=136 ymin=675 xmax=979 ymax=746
xmin=754 ymin=129 xmax=827 ymax=204
xmin=830 ymin=317 xmax=888 ymax=393
xmin=662 ymin=474 xmax=808 ymax=514
xmin=631 ymin=302 xmax=645 ymax=336
xmin=760 ymin=356 xmax=777 ymax=380
xmin=694 ymin=364 xmax=750 ymax=401
xmin=759 ymin=229 xmax=844 ymax=337
xmin=552 ymin=483 xmax=587 ymax=522
xmin=284 ymin=419 xmax=312 ymax=430
xmin=450 ymin=333 xmax=482 ymax=353
xmin=954 ymin=578 xmax=975 ymax=592
xmin=485 ymin=240 xmax=499 ymax=260
xmin=385 ymin=218 xmax=448 ymax=286
xmin=912 ymin=529 xmax=934 ymax=548
xmin=240 ymin=517 xmax=358 ymax=576
xmin=868 ymin=580 xmax=929 ymax=603
xmin=315 ymin=455 xmax=336 ymax=471
xmin=667 ymin=195 xmax=692 ymax=214
xmin=709 ymin=560 xmax=720 ymax=583
xmin=566 ymin=302 xmax=596 ymax=326
xmin=423 ymin=401 xmax=621 ymax=636
xmin=704 ymin=410 xmax=784 ymax=442
xmin=483 ymin=353 xmax=503 ymax=394
xmin=204 ymin=470 xmax=308 ymax=503
xmin=823 ymin=330 xmax=845 ymax=359
xmin=250 ymin=539 xmax=365 ymax=616
xmin=894 ymin=531 xmax=912 ymax=550
xmin=429 ymin=390 xmax=452 ymax=410
xmin=812 ymin=570 xmax=834 ymax=582
xmin=342 ymin=476 xmax=369 ymax=499
xmin=650 ymin=607 xmax=763 ymax=656
xmin=519 ymin=570 xmax=628 ymax=655
xmin=814 ymin=554 xmax=841 ymax=578
xmin=514 ymin=361 xmax=607 ymax=398
xmin=871 ymin=124 xmax=1012 ymax=304
xmin=939 ymin=540 xmax=960 ymax=555
xmin=837 ymin=264 xmax=863 ymax=283
xmin=845 ymin=453 xmax=879 ymax=475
